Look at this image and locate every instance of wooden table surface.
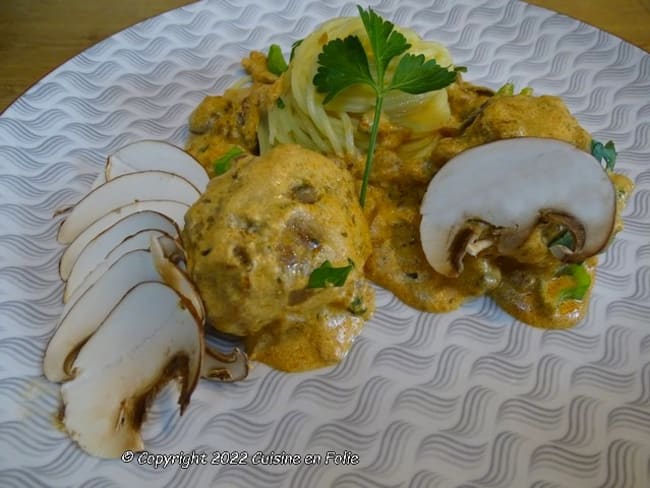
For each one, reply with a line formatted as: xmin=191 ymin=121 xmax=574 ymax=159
xmin=1 ymin=0 xmax=649 ymax=113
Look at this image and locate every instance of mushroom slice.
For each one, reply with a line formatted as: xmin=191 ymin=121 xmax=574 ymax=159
xmin=106 ymin=140 xmax=209 ymax=192
xmin=59 ymin=200 xmax=189 ymax=280
xmin=150 ymin=234 xmax=203 ymax=322
xmin=44 ymin=249 xmax=162 ymax=382
xmin=150 ymin=234 xmax=250 ymax=382
xmin=202 ymin=345 xmax=250 ymax=382
xmin=420 ymin=137 xmax=616 ymax=277
xmin=61 ymin=281 xmax=203 ymax=458
xmin=57 ymin=171 xmax=200 ymax=244
xmin=105 ymin=229 xmax=173 ymax=263
xmin=63 ymin=211 xmax=178 ymax=302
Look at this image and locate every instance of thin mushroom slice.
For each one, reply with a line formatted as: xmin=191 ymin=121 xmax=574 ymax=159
xmin=150 ymin=234 xmax=203 ymax=322
xmin=44 ymin=249 xmax=162 ymax=382
xmin=150 ymin=234 xmax=251 ymax=382
xmin=105 ymin=229 xmax=173 ymax=263
xmin=420 ymin=137 xmax=617 ymax=277
xmin=61 ymin=281 xmax=203 ymax=458
xmin=57 ymin=170 xmax=200 ymax=244
xmin=106 ymin=140 xmax=209 ymax=192
xmin=59 ymin=200 xmax=189 ymax=280
xmin=63 ymin=211 xmax=179 ymax=302
xmin=202 ymin=345 xmax=250 ymax=382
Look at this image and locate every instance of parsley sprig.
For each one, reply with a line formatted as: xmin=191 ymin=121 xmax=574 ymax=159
xmin=313 ymin=6 xmax=458 ymax=207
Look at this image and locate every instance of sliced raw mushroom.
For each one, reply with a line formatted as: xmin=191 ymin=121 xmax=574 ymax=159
xmin=105 ymin=229 xmax=174 ymax=263
xmin=420 ymin=137 xmax=616 ymax=277
xmin=60 ymin=281 xmax=203 ymax=458
xmin=150 ymin=234 xmax=250 ymax=382
xmin=44 ymin=249 xmax=163 ymax=382
xmin=57 ymin=171 xmax=200 ymax=244
xmin=63 ymin=211 xmax=179 ymax=302
xmin=150 ymin=234 xmax=203 ymax=322
xmin=59 ymin=200 xmax=189 ymax=280
xmin=106 ymin=140 xmax=209 ymax=192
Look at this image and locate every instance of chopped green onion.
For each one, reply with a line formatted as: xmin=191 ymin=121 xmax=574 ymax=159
xmin=213 ymin=147 xmax=244 ymax=175
xmin=520 ymin=86 xmax=534 ymax=96
xmin=496 ymin=82 xmax=514 ymax=96
xmin=267 ymin=44 xmax=288 ymax=76
xmin=307 ymin=259 xmax=354 ymax=288
xmin=276 ymin=97 xmax=285 ymax=109
xmin=556 ymin=263 xmax=591 ymax=302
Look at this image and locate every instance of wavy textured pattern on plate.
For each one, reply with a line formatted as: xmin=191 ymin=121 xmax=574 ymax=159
xmin=0 ymin=0 xmax=649 ymax=486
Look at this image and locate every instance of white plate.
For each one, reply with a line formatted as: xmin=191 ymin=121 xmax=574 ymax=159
xmin=1 ymin=0 xmax=649 ymax=486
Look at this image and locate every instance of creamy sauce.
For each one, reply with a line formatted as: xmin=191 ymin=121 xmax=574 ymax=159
xmin=185 ymin=52 xmax=634 ymax=371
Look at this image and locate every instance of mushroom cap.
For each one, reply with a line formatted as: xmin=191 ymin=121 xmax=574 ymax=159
xmin=61 ymin=281 xmax=203 ymax=458
xmin=106 ymin=140 xmax=209 ymax=192
xmin=420 ymin=137 xmax=616 ymax=277
xmin=44 ymin=249 xmax=163 ymax=382
xmin=57 ymin=170 xmax=200 ymax=244
xmin=59 ymin=200 xmax=189 ymax=280
xmin=63 ymin=211 xmax=178 ymax=301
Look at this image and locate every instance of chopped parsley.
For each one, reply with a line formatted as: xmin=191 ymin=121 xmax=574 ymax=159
xmin=591 ymin=139 xmax=617 ymax=171
xmin=307 ymin=259 xmax=355 ymax=288
xmin=348 ymin=296 xmax=367 ymax=315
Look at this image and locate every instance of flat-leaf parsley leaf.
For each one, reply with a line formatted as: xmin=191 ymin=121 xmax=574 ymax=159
xmin=313 ymin=5 xmax=459 ymax=207
xmin=307 ymin=259 xmax=355 ymax=288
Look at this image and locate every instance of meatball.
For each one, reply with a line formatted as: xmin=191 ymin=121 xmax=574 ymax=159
xmin=182 ymin=144 xmax=374 ymax=371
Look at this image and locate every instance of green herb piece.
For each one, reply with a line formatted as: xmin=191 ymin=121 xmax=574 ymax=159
xmin=348 ymin=296 xmax=367 ymax=315
xmin=213 ymin=147 xmax=244 ymax=175
xmin=313 ymin=35 xmax=374 ymax=104
xmin=267 ymin=44 xmax=288 ymax=76
xmin=307 ymin=259 xmax=355 ymax=288
xmin=290 ymin=39 xmax=303 ymax=61
xmin=313 ymin=5 xmax=458 ymax=207
xmin=591 ymin=139 xmax=617 ymax=171
xmin=389 ymin=53 xmax=457 ymax=94
xmin=454 ymin=66 xmax=468 ymax=73
xmin=556 ymin=263 xmax=591 ymax=302
xmin=549 ymin=231 xmax=576 ymax=251
xmin=496 ymin=82 xmax=514 ymax=96
xmin=520 ymin=86 xmax=534 ymax=96
xmin=276 ymin=97 xmax=286 ymax=109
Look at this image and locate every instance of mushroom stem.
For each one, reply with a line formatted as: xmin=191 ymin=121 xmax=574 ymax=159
xmin=202 ymin=345 xmax=250 ymax=382
xmin=542 ymin=211 xmax=586 ymax=261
